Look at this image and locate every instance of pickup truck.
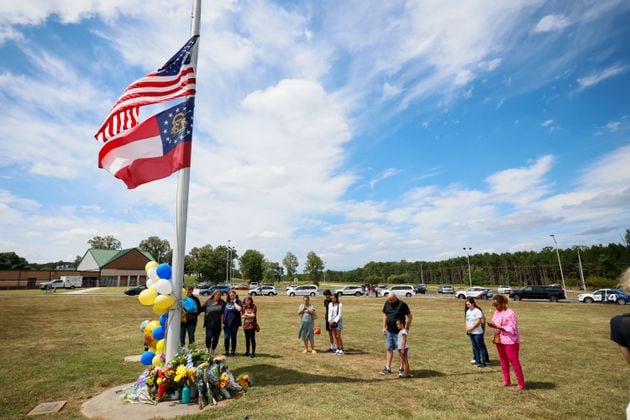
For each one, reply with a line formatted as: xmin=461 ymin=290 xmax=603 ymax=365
xmin=509 ymin=285 xmax=566 ymax=302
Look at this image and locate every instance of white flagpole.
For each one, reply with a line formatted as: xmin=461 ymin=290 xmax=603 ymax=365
xmin=166 ymin=0 xmax=202 ymax=363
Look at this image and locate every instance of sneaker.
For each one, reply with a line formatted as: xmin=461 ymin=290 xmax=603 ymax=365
xmin=302 ymin=349 xmax=308 ymax=353
xmin=470 ymin=359 xmax=476 ymax=365
xmin=336 ymin=349 xmax=344 ymax=355
xmin=311 ymin=349 xmax=317 ymax=354
xmin=250 ymin=353 xmax=255 ymax=358
xmin=244 ymin=352 xmax=250 ymax=357
xmin=379 ymin=367 xmax=392 ymax=375
xmin=230 ymin=351 xmax=236 ymax=357
xmin=399 ymin=367 xmax=404 ymax=374
xmin=327 ymin=348 xmax=335 ymax=353
xmin=477 ymin=364 xmax=486 ymax=368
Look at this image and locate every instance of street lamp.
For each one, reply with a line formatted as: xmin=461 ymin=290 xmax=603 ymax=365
xmin=463 ymin=247 xmax=472 ymax=288
xmin=576 ymin=246 xmax=586 ymax=291
xmin=549 ymin=235 xmax=566 ymax=293
xmin=226 ymin=239 xmax=231 ymax=285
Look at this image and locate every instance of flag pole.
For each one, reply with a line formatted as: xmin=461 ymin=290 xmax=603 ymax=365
xmin=166 ymin=0 xmax=201 ymax=363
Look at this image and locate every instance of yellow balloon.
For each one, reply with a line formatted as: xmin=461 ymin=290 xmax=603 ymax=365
xmin=156 ymin=339 xmax=166 ymax=353
xmin=154 ymin=294 xmax=176 ymax=309
xmin=152 ymin=354 xmax=164 ymax=367
xmin=144 ymin=320 xmax=160 ymax=336
xmin=138 ymin=288 xmax=158 ymax=306
xmin=153 ymin=304 xmax=168 ymax=315
xmin=145 ymin=260 xmax=159 ymax=273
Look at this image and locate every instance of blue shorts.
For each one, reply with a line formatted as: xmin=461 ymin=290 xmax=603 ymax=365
xmin=385 ymin=331 xmax=397 ymax=350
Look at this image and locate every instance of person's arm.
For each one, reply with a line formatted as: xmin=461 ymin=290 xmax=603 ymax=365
xmin=406 ymin=311 xmax=413 ymax=330
xmin=298 ymin=304 xmax=305 ymax=315
xmin=619 ymin=346 xmax=630 ymax=365
xmin=401 ymin=331 xmax=408 ymax=349
xmin=382 ymin=314 xmax=387 ymax=335
xmin=332 ymin=303 xmax=342 ymax=323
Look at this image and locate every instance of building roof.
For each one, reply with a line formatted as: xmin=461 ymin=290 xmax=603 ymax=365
xmin=77 ymin=248 xmax=154 ymax=271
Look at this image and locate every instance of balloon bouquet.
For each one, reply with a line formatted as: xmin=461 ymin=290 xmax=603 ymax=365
xmin=137 ymin=261 xmax=180 ymax=368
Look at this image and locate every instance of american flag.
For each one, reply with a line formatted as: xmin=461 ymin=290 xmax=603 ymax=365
xmin=94 ymin=35 xmax=199 ymax=142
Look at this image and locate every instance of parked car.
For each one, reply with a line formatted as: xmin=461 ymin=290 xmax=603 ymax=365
xmin=438 ymin=284 xmax=454 ymax=294
xmin=384 ymin=285 xmax=416 ymax=298
xmin=497 ymin=285 xmax=512 ymax=294
xmin=335 ymin=286 xmax=365 ymax=296
xmin=414 ymin=284 xmax=427 ymax=294
xmin=455 ymin=286 xmax=493 ymax=300
xmin=376 ymin=285 xmax=389 ymax=296
xmin=286 ymin=285 xmax=319 ymax=297
xmin=235 ymin=283 xmax=250 ymax=290
xmin=578 ymin=288 xmax=628 ymax=305
xmin=249 ymin=285 xmax=277 ymax=296
xmin=199 ymin=284 xmax=231 ymax=296
xmin=124 ymin=284 xmax=147 ymax=296
xmin=285 ymin=284 xmax=298 ymax=291
xmin=509 ymin=285 xmax=566 ymax=302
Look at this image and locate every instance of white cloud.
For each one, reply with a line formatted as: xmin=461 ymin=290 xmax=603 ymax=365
xmin=577 ymin=65 xmax=628 ymax=89
xmin=369 ymin=168 xmax=399 ymax=189
xmin=534 ymin=14 xmax=571 ymax=33
xmin=542 ymin=119 xmax=554 ymax=127
xmin=606 ymin=121 xmax=620 ymax=132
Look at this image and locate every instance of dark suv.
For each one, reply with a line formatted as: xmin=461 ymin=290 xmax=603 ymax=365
xmin=414 ymin=284 xmax=427 ymax=294
xmin=509 ymin=285 xmax=566 ymax=302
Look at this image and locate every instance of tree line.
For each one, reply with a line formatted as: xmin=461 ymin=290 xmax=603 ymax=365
xmin=2 ymin=229 xmax=629 ymax=288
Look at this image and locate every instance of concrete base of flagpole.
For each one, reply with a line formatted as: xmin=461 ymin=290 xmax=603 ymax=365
xmin=80 ymin=383 xmax=227 ymax=419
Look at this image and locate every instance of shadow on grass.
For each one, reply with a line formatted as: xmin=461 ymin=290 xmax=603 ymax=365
xmin=231 ymin=363 xmax=381 ymax=386
xmin=524 ymin=381 xmax=556 ymax=390
xmin=410 ymin=369 xmax=444 ymax=378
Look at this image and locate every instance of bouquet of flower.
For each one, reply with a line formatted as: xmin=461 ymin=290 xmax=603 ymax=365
xmin=174 ymin=365 xmax=196 ymax=388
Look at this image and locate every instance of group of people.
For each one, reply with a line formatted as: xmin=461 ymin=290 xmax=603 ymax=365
xmin=298 ymin=290 xmax=345 ymax=355
xmin=179 ymin=287 xmax=259 ymax=358
xmin=179 ymin=284 xmax=526 ymax=389
xmin=379 ymin=291 xmax=525 ymax=388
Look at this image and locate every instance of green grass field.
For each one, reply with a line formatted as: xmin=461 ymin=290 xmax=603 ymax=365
xmin=0 ymin=293 xmax=627 ymax=419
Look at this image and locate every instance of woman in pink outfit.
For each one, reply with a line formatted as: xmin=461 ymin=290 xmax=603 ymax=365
xmin=487 ymin=294 xmax=526 ymax=390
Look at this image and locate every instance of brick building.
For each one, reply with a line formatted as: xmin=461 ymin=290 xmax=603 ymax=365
xmin=0 ymin=248 xmax=154 ymax=289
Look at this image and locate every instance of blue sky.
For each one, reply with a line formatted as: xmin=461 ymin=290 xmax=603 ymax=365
xmin=1 ymin=0 xmax=629 ymax=270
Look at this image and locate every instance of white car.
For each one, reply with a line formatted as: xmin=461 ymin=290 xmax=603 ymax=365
xmin=286 ymin=285 xmax=319 ymax=297
xmin=497 ymin=285 xmax=512 ymax=294
xmin=455 ymin=286 xmax=493 ymax=300
xmin=249 ymin=285 xmax=277 ymax=296
xmin=578 ymin=289 xmax=623 ymax=304
xmin=335 ymin=286 xmax=365 ymax=296
xmin=383 ymin=285 xmax=415 ymax=298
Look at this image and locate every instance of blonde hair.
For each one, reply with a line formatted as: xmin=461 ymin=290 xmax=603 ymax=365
xmin=620 ymin=268 xmax=630 ymax=292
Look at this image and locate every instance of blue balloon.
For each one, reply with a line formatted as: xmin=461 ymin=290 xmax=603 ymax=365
xmin=182 ymin=297 xmax=198 ymax=313
xmin=159 ymin=313 xmax=168 ymax=328
xmin=152 ymin=325 xmax=165 ymax=340
xmin=156 ymin=263 xmax=172 ymax=280
xmin=141 ymin=351 xmax=155 ymax=366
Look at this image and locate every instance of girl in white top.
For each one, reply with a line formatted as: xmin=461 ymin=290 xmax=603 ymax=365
xmin=328 ymin=293 xmax=344 ymax=355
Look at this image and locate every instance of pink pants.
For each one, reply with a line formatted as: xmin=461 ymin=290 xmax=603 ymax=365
xmin=496 ymin=343 xmax=525 ymax=387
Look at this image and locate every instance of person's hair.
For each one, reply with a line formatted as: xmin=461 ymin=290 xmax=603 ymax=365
xmin=464 ymin=297 xmax=476 ymax=316
xmin=620 ymin=268 xmax=630 ymax=292
xmin=332 ymin=292 xmax=341 ymax=302
xmin=396 ymin=318 xmax=406 ymax=327
xmin=323 ymin=289 xmax=332 ymax=296
xmin=493 ymin=294 xmax=508 ymax=307
xmin=210 ymin=290 xmax=222 ymax=300
xmin=243 ymin=296 xmax=254 ymax=306
xmin=187 ymin=286 xmax=194 ymax=291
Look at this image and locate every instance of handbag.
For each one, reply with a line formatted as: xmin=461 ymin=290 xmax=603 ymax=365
xmin=492 ymin=334 xmax=501 ymax=344
xmin=255 ymin=322 xmax=260 ymax=333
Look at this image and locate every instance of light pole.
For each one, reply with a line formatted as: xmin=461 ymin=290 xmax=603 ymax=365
xmin=576 ymin=246 xmax=586 ymax=291
xmin=549 ymin=235 xmax=566 ymax=293
xmin=463 ymin=247 xmax=472 ymax=288
xmin=420 ymin=263 xmax=424 ymax=284
xmin=226 ymin=239 xmax=231 ymax=285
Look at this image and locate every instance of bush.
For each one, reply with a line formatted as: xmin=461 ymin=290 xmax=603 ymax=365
xmin=585 ymin=275 xmax=617 ymax=289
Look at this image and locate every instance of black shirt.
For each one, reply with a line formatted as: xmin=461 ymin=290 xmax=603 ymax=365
xmin=382 ymin=299 xmax=410 ymax=333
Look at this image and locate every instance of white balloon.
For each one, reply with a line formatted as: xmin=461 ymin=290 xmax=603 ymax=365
xmin=145 ymin=278 xmax=155 ymax=288
xmin=148 ymin=267 xmax=159 ymax=281
xmin=154 ymin=279 xmax=173 ymax=295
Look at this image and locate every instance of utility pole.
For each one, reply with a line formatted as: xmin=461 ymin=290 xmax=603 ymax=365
xmin=577 ymin=246 xmax=586 ymax=291
xmin=550 ymin=234 xmax=566 ymax=293
xmin=463 ymin=247 xmax=472 ymax=288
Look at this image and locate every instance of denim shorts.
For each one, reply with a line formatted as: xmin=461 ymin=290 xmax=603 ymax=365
xmin=385 ymin=331 xmax=398 ymax=350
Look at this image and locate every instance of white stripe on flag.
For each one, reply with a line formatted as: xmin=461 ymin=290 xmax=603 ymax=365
xmin=100 ymin=135 xmax=163 ymax=175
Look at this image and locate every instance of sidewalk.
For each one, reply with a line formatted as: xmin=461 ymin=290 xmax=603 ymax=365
xmin=81 ymin=383 xmax=216 ymax=419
